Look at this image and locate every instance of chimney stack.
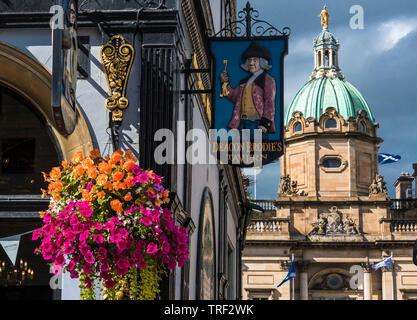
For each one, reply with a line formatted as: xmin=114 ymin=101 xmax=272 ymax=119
xmin=394 ymin=172 xmax=414 ymax=199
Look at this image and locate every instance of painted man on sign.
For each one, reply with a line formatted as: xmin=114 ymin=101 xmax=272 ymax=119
xmin=219 ymin=42 xmax=277 ymax=140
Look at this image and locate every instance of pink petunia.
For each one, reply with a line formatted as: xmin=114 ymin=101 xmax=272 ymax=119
xmin=79 ymin=230 xmax=89 ymax=242
xmin=85 ymin=182 xmax=93 ymax=191
xmin=105 ymin=279 xmax=115 ymax=288
xmin=82 ymin=263 xmax=93 ymax=274
xmin=94 ymin=234 xmax=104 ymax=244
xmin=138 ymin=173 xmax=149 ymax=183
xmin=84 ymin=251 xmax=95 ymax=264
xmin=146 ymin=242 xmax=158 ymax=255
xmin=70 ymin=270 xmax=79 ymax=279
xmin=84 ymin=277 xmax=92 ymax=288
xmin=131 ymin=165 xmax=141 ymax=175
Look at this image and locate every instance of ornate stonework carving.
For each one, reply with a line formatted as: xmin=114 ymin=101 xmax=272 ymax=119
xmin=369 ymin=173 xmax=388 ymax=196
xmin=308 ymin=206 xmax=359 ymax=236
xmin=279 ymin=260 xmax=291 ymax=271
xmin=100 ymin=35 xmax=135 ymax=122
xmin=278 ymin=174 xmax=307 ymax=196
xmin=360 ymin=262 xmax=372 ymax=273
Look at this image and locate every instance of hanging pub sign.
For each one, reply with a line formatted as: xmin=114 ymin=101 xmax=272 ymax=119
xmin=209 ymin=2 xmax=289 ymax=167
xmin=51 ymin=0 xmax=78 ymax=135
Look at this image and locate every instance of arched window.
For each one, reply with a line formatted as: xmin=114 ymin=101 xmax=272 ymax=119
xmin=324 ymin=50 xmax=329 ymax=66
xmin=196 ymin=188 xmax=216 ymax=300
xmin=293 ymin=122 xmax=302 ymax=133
xmin=0 ymin=85 xmax=60 ymax=194
xmin=359 ymin=121 xmax=367 ymax=133
xmin=325 ymin=118 xmax=337 ymax=129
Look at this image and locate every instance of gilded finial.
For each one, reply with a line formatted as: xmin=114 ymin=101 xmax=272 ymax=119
xmin=318 ymin=5 xmax=330 ymax=28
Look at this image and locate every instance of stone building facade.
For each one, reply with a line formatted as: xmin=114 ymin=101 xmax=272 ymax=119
xmin=242 ymin=22 xmax=417 ymax=300
xmin=0 ymin=0 xmax=247 ymax=300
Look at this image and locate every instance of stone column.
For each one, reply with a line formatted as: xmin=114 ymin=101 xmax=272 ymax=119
xmin=361 ymin=263 xmax=372 ymax=300
xmin=298 ymin=261 xmax=309 ymax=300
xmin=381 ymin=266 xmax=393 ymax=300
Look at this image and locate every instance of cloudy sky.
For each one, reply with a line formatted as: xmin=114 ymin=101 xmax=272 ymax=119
xmin=240 ymin=0 xmax=417 ymax=199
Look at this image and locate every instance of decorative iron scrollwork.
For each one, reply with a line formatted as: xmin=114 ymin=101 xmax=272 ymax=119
xmin=100 ymin=35 xmax=135 ymax=122
xmin=208 ymin=1 xmax=291 ymax=38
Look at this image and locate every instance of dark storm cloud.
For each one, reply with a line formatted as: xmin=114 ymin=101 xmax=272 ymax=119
xmin=241 ymin=0 xmax=417 ymax=199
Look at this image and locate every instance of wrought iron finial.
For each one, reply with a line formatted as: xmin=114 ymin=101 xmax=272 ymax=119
xmin=209 ymin=1 xmax=291 ymax=38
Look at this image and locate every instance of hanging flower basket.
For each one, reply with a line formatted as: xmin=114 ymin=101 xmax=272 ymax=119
xmin=32 ymin=149 xmax=189 ymax=300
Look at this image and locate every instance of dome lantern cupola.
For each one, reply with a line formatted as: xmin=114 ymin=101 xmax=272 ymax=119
xmin=312 ymin=6 xmax=343 ymax=80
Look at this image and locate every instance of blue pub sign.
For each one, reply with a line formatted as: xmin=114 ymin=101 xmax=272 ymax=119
xmin=209 ymin=2 xmax=289 ymax=167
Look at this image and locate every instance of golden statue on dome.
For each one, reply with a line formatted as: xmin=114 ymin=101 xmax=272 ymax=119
xmin=318 ymin=5 xmax=330 ymax=28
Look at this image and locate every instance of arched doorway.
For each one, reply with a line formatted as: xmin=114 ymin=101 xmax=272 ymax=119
xmin=0 ymin=85 xmax=61 ymax=299
xmin=0 ymin=42 xmax=94 ymax=300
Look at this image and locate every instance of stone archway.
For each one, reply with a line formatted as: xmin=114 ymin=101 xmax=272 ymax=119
xmin=308 ymin=267 xmax=361 ymax=300
xmin=0 ymin=41 xmax=93 ymax=160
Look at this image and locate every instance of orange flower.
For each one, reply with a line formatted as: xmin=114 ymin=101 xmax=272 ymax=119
xmin=99 ymin=161 xmax=112 ymax=174
xmin=96 ymin=174 xmax=109 ymax=185
xmin=41 ymin=188 xmax=48 ymax=198
xmin=39 ymin=211 xmax=46 ymax=218
xmin=123 ymin=160 xmax=136 ymax=172
xmin=125 ymin=150 xmax=138 ymax=162
xmin=96 ymin=191 xmax=106 ymax=199
xmin=73 ymin=165 xmax=86 ymax=178
xmin=110 ymin=199 xmax=123 ymax=213
xmin=90 ymin=149 xmax=101 ymax=159
xmin=82 ymin=190 xmax=91 ymax=202
xmin=71 ymin=151 xmax=83 ymax=164
xmin=112 ymin=181 xmax=126 ymax=191
xmin=112 ymin=171 xmax=125 ymax=182
xmin=124 ymin=193 xmax=132 ymax=201
xmin=103 ymin=181 xmax=113 ymax=191
xmin=61 ymin=161 xmax=68 ymax=168
xmin=41 ymin=172 xmax=50 ymax=183
xmin=124 ymin=176 xmax=134 ymax=186
xmin=87 ymin=166 xmax=98 ymax=179
xmin=49 ymin=181 xmax=63 ymax=193
xmin=52 ymin=193 xmax=61 ymax=201
xmin=110 ymin=151 xmax=122 ymax=164
xmin=82 ymin=158 xmax=94 ymax=169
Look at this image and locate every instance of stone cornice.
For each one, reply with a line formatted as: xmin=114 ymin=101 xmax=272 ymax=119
xmin=274 ymin=197 xmax=392 ymax=207
xmin=244 ymin=239 xmax=415 ymax=248
xmin=284 ymin=131 xmax=383 ymax=145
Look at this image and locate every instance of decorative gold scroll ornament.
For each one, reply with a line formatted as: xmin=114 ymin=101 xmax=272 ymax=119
xmin=100 ymin=35 xmax=135 ymax=122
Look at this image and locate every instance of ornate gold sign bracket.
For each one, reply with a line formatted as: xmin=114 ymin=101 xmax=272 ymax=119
xmin=100 ymin=35 xmax=135 ymax=150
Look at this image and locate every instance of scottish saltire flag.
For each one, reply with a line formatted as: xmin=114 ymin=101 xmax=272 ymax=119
xmin=276 ymin=257 xmax=296 ymax=288
xmin=378 ymin=153 xmax=401 ymax=165
xmin=372 ymin=255 xmax=393 ymax=270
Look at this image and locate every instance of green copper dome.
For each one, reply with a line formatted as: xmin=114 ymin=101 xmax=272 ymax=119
xmin=285 ymin=77 xmax=375 ymax=125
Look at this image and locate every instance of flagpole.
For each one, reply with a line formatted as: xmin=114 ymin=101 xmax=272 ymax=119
xmin=391 ymin=253 xmax=395 ymax=300
xmin=291 ymin=253 xmax=295 ymax=300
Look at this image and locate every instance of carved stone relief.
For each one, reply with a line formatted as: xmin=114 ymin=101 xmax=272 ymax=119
xmin=308 ymin=206 xmax=359 ymax=236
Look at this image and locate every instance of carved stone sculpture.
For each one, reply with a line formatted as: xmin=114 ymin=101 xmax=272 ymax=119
xmin=278 ymin=175 xmax=306 ymax=196
xmin=369 ymin=173 xmax=388 ymax=196
xmin=343 ymin=215 xmax=359 ymax=234
xmin=309 ymin=207 xmax=359 ymax=236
